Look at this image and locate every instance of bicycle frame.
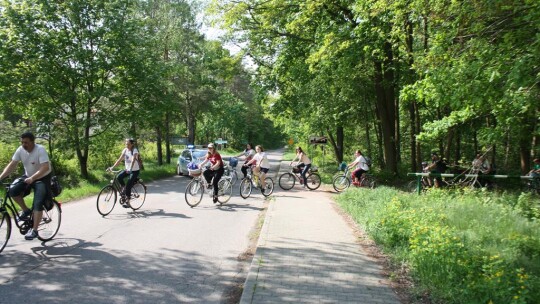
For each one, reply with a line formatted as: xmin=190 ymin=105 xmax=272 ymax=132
xmin=1 ymin=183 xmax=28 ymax=229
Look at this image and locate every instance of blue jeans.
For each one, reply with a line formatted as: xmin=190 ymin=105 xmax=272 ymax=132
xmin=297 ymin=163 xmax=311 ymax=185
xmin=9 ymin=175 xmax=51 ymax=211
xmin=117 ymin=170 xmax=140 ymax=198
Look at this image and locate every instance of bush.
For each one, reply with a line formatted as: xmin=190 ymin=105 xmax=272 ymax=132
xmin=336 ymin=187 xmax=540 ymax=303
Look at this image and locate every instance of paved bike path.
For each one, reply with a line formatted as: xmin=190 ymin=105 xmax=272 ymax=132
xmin=240 ymin=161 xmax=400 ymax=303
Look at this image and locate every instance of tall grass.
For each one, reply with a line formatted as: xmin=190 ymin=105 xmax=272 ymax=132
xmin=336 ymin=187 xmax=540 ymax=303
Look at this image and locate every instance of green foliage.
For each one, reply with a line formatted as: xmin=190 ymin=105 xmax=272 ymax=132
xmin=336 ymin=187 xmax=540 ymax=303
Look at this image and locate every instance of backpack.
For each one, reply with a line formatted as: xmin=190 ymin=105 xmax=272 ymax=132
xmin=364 ymin=156 xmax=372 ymax=167
xmin=50 ymin=175 xmax=62 ymax=197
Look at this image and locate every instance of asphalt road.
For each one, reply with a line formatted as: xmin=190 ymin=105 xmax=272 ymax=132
xmin=0 ymin=150 xmax=283 ymax=304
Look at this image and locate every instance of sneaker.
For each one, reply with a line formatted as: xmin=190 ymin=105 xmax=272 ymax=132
xmin=25 ymin=229 xmax=38 ymax=240
xmin=19 ymin=209 xmax=32 ymax=221
xmin=122 ymin=200 xmax=131 ymax=208
xmin=213 ymin=195 xmax=218 ymax=203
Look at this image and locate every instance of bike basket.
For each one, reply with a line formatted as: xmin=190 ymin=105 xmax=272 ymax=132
xmin=292 ymin=167 xmax=301 ymax=173
xmin=229 ymin=157 xmax=238 ymax=167
xmin=310 ymin=166 xmax=318 ymax=172
xmin=188 ymin=168 xmax=202 ymax=177
xmin=187 ymin=162 xmax=199 ymax=170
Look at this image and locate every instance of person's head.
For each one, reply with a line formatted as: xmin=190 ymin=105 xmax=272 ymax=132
xmin=255 ymin=145 xmax=264 ymax=153
xmin=354 ymin=150 xmax=362 ymax=156
xmin=207 ymin=143 xmax=215 ymax=155
xmin=296 ymin=146 xmax=304 ymax=154
xmin=246 ymin=143 xmax=253 ymax=151
xmin=20 ymin=132 xmax=36 ymax=152
xmin=125 ymin=138 xmax=136 ymax=149
xmin=431 ymin=152 xmax=439 ymax=160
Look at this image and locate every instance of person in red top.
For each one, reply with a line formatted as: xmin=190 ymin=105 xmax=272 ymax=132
xmin=199 ymin=143 xmax=224 ymax=203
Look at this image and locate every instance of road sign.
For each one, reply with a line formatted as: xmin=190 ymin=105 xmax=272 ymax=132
xmin=309 ymin=136 xmax=327 ymax=145
xmin=288 ymin=138 xmax=294 ymax=146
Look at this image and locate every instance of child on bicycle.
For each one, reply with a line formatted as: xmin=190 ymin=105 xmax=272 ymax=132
xmin=347 ymin=150 xmax=369 ymax=186
xmin=244 ymin=145 xmax=270 ymax=193
xmin=290 ymin=146 xmax=311 ymax=188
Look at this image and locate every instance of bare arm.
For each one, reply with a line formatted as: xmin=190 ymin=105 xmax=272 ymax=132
xmin=109 ymin=151 xmax=125 ymax=171
xmin=0 ymin=160 xmax=19 ymax=180
xmin=25 ymin=162 xmax=50 ymax=184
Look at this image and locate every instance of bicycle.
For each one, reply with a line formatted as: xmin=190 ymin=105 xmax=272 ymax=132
xmin=0 ymin=181 xmax=62 ymax=253
xmin=278 ymin=164 xmax=321 ymax=190
xmin=239 ymin=166 xmax=274 ymax=199
xmin=332 ymin=167 xmax=377 ymax=192
xmin=96 ymin=170 xmax=147 ymax=216
xmin=523 ymin=176 xmax=540 ymax=195
xmin=224 ymin=157 xmax=239 ymax=185
xmin=184 ymin=166 xmax=233 ymax=207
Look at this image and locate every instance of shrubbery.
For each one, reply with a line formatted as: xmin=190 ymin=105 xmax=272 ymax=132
xmin=336 ymin=187 xmax=540 ymax=303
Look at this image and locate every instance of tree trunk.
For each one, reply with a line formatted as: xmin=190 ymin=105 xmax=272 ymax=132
xmin=156 ymin=126 xmax=163 ymax=165
xmin=165 ymin=112 xmax=171 ymax=164
xmin=326 ymin=125 xmax=344 ymax=163
xmin=373 ymin=42 xmax=397 ymax=174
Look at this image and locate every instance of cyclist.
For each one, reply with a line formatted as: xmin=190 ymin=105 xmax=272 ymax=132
xmin=236 ymin=143 xmax=255 ymax=179
xmin=528 ymin=158 xmax=540 ymax=189
xmin=198 ymin=143 xmax=224 ymax=203
xmin=347 ymin=150 xmax=369 ymax=186
xmin=0 ymin=132 xmax=52 ymax=240
xmin=289 ymin=146 xmax=311 ymax=188
xmin=426 ymin=152 xmax=447 ymax=187
xmin=244 ymin=145 xmax=270 ymax=193
xmin=108 ymin=138 xmax=141 ymax=208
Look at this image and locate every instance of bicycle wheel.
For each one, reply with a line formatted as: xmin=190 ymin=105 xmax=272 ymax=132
xmin=217 ymin=178 xmax=233 ymax=204
xmin=305 ymin=173 xmax=321 ymax=190
xmin=37 ymin=200 xmax=62 ymax=241
xmin=366 ymin=176 xmax=377 ymax=189
xmin=332 ymin=175 xmax=350 ymax=192
xmin=185 ymin=180 xmax=203 ymax=207
xmin=262 ymin=177 xmax=274 ymax=197
xmin=0 ymin=211 xmax=12 ymax=254
xmin=97 ymin=185 xmax=117 ymax=216
xmin=407 ymin=180 xmax=420 ymax=193
xmin=129 ymin=181 xmax=147 ymax=210
xmin=278 ymin=173 xmax=296 ymax=190
xmin=239 ymin=178 xmax=252 ymax=199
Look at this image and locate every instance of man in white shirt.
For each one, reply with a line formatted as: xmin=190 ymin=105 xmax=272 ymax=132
xmin=0 ymin=132 xmax=52 ymax=240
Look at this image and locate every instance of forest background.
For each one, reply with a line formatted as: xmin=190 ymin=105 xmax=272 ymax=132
xmin=1 ymin=1 xmax=540 ymax=303
xmin=1 ymin=0 xmax=539 ymax=184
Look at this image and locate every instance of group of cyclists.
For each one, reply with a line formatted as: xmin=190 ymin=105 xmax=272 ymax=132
xmin=0 ymin=130 xmax=372 ymax=242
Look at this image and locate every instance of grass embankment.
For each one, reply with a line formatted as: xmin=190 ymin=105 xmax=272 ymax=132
xmin=336 ymin=187 xmax=540 ymax=304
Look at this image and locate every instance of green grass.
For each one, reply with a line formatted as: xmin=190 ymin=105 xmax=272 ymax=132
xmin=335 ymin=187 xmax=540 ymax=304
